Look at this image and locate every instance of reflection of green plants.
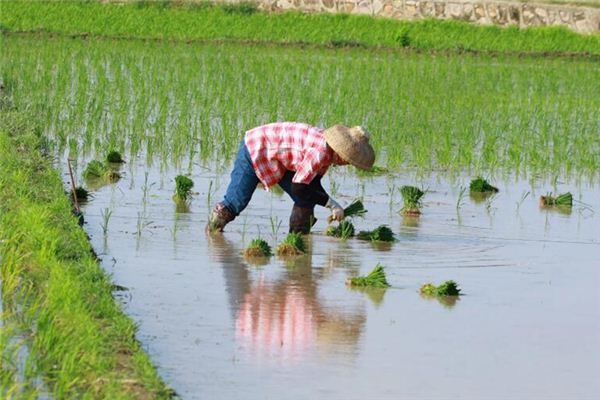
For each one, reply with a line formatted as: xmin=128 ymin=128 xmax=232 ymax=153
xmin=325 ymin=220 xmax=355 ymax=239
xmin=356 ymin=225 xmax=394 ymax=242
xmin=244 ymin=238 xmax=272 ymax=257
xmin=540 ymin=192 xmax=573 ymax=207
xmin=277 ymin=232 xmax=305 ymax=256
xmin=469 ymin=177 xmax=499 ymax=193
xmin=420 ymin=280 xmax=461 ymax=296
xmin=400 ymin=186 xmax=424 ymax=215
xmin=106 ymin=150 xmax=124 ymax=163
xmin=346 ymin=264 xmax=390 ymax=288
xmin=174 ymin=175 xmax=194 ymax=202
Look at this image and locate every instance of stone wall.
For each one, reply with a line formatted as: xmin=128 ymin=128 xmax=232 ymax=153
xmin=248 ymin=0 xmax=600 ymax=33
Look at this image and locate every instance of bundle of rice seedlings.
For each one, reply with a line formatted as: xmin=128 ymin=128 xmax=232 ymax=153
xmin=346 ymin=264 xmax=391 ymax=288
xmin=277 ymin=232 xmax=305 ymax=256
xmin=469 ymin=177 xmax=499 ymax=193
xmin=539 ymin=192 xmax=573 ymax=207
xmin=106 ymin=150 xmax=124 ymax=163
xmin=83 ymin=160 xmax=121 ymax=182
xmin=325 ymin=220 xmax=355 ymax=239
xmin=344 ymin=199 xmax=367 ymax=218
xmin=356 ymin=165 xmax=389 ymax=176
xmin=174 ymin=175 xmax=194 ymax=202
xmin=74 ymin=186 xmax=90 ymax=202
xmin=327 ymin=199 xmax=367 ymax=223
xmin=400 ymin=186 xmax=424 ymax=216
xmin=356 ymin=225 xmax=395 ymax=242
xmin=244 ymin=239 xmax=272 ymax=258
xmin=420 ymin=280 xmax=461 ymax=296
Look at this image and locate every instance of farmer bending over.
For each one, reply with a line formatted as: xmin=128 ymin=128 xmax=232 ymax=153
xmin=207 ymin=122 xmax=375 ymax=233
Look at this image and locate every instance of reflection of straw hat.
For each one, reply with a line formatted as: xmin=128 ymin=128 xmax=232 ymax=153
xmin=323 ymin=125 xmax=375 ymax=170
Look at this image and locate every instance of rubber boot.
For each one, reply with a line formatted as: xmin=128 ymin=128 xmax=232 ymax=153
xmin=207 ymin=202 xmax=236 ymax=233
xmin=289 ymin=205 xmax=317 ymax=234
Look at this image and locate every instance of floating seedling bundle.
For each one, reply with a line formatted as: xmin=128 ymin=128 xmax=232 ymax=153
xmin=356 ymin=225 xmax=395 ymax=242
xmin=173 ymin=175 xmax=194 ymax=202
xmin=83 ymin=160 xmax=121 ymax=183
xmin=469 ymin=177 xmax=499 ymax=193
xmin=400 ymin=186 xmax=424 ymax=216
xmin=277 ymin=232 xmax=306 ymax=256
xmin=420 ymin=280 xmax=461 ymax=296
xmin=106 ymin=150 xmax=124 ymax=163
xmin=539 ymin=192 xmax=573 ymax=208
xmin=346 ymin=264 xmax=391 ymax=288
xmin=244 ymin=238 xmax=272 ymax=258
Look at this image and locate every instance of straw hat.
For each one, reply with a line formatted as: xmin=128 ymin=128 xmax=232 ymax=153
xmin=323 ymin=125 xmax=375 ymax=170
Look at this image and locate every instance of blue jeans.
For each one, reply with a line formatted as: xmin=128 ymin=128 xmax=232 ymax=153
xmin=222 ymin=141 xmax=323 ymax=216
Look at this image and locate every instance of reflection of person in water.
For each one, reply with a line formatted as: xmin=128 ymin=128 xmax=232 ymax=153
xmin=209 ymin=235 xmax=366 ymax=361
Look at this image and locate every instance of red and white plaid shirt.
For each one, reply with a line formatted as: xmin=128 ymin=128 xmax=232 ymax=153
xmin=245 ymin=122 xmax=333 ymax=189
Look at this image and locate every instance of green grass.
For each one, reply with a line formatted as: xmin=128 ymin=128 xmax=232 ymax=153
xmin=1 ymin=1 xmax=599 ymax=55
xmin=325 ymin=220 xmax=355 ymax=239
xmin=0 ymin=109 xmax=173 ymax=398
xmin=400 ymin=186 xmax=425 ymax=216
xmin=174 ymin=175 xmax=194 ymax=202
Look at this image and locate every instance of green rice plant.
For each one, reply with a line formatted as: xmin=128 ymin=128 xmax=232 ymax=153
xmin=346 ymin=264 xmax=391 ymax=288
xmin=244 ymin=238 xmax=272 ymax=257
xmin=469 ymin=177 xmax=499 ymax=193
xmin=106 ymin=150 xmax=124 ymax=163
xmin=420 ymin=280 xmax=461 ymax=296
xmin=325 ymin=220 xmax=355 ymax=239
xmin=356 ymin=225 xmax=395 ymax=242
xmin=344 ymin=199 xmax=367 ymax=219
xmin=539 ymin=192 xmax=573 ymax=207
xmin=100 ymin=207 xmax=112 ymax=236
xmin=400 ymin=186 xmax=424 ymax=216
xmin=277 ymin=232 xmax=305 ymax=256
xmin=174 ymin=175 xmax=194 ymax=202
xmin=355 ymin=165 xmax=388 ymax=176
xmin=83 ymin=160 xmax=120 ymax=183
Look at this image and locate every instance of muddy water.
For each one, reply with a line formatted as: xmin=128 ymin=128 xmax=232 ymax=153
xmin=71 ymin=159 xmax=599 ymax=399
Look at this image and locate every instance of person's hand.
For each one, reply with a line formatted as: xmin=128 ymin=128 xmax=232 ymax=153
xmin=326 ymin=197 xmax=345 ymax=222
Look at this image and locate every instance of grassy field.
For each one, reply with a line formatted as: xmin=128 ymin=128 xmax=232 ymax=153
xmin=1 ymin=0 xmax=599 ymax=56
xmin=2 ymin=36 xmax=599 ymax=181
xmin=0 ymin=109 xmax=173 ymax=398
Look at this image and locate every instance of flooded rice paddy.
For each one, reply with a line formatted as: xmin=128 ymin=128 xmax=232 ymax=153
xmin=72 ymin=159 xmax=599 ymax=399
xmin=3 ymin=35 xmax=599 ymax=398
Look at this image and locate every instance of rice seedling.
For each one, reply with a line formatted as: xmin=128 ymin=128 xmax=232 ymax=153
xmin=469 ymin=177 xmax=499 ymax=193
xmin=244 ymin=238 xmax=272 ymax=258
xmin=100 ymin=207 xmax=112 ymax=235
xmin=356 ymin=225 xmax=395 ymax=242
xmin=420 ymin=280 xmax=461 ymax=297
xmin=106 ymin=150 xmax=124 ymax=163
xmin=325 ymin=220 xmax=355 ymax=239
xmin=173 ymin=175 xmax=194 ymax=202
xmin=539 ymin=192 xmax=573 ymax=208
xmin=399 ymin=186 xmax=424 ymax=216
xmin=276 ymin=232 xmax=305 ymax=256
xmin=327 ymin=199 xmax=367 ymax=224
xmin=83 ymin=160 xmax=121 ymax=183
xmin=346 ymin=264 xmax=391 ymax=288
